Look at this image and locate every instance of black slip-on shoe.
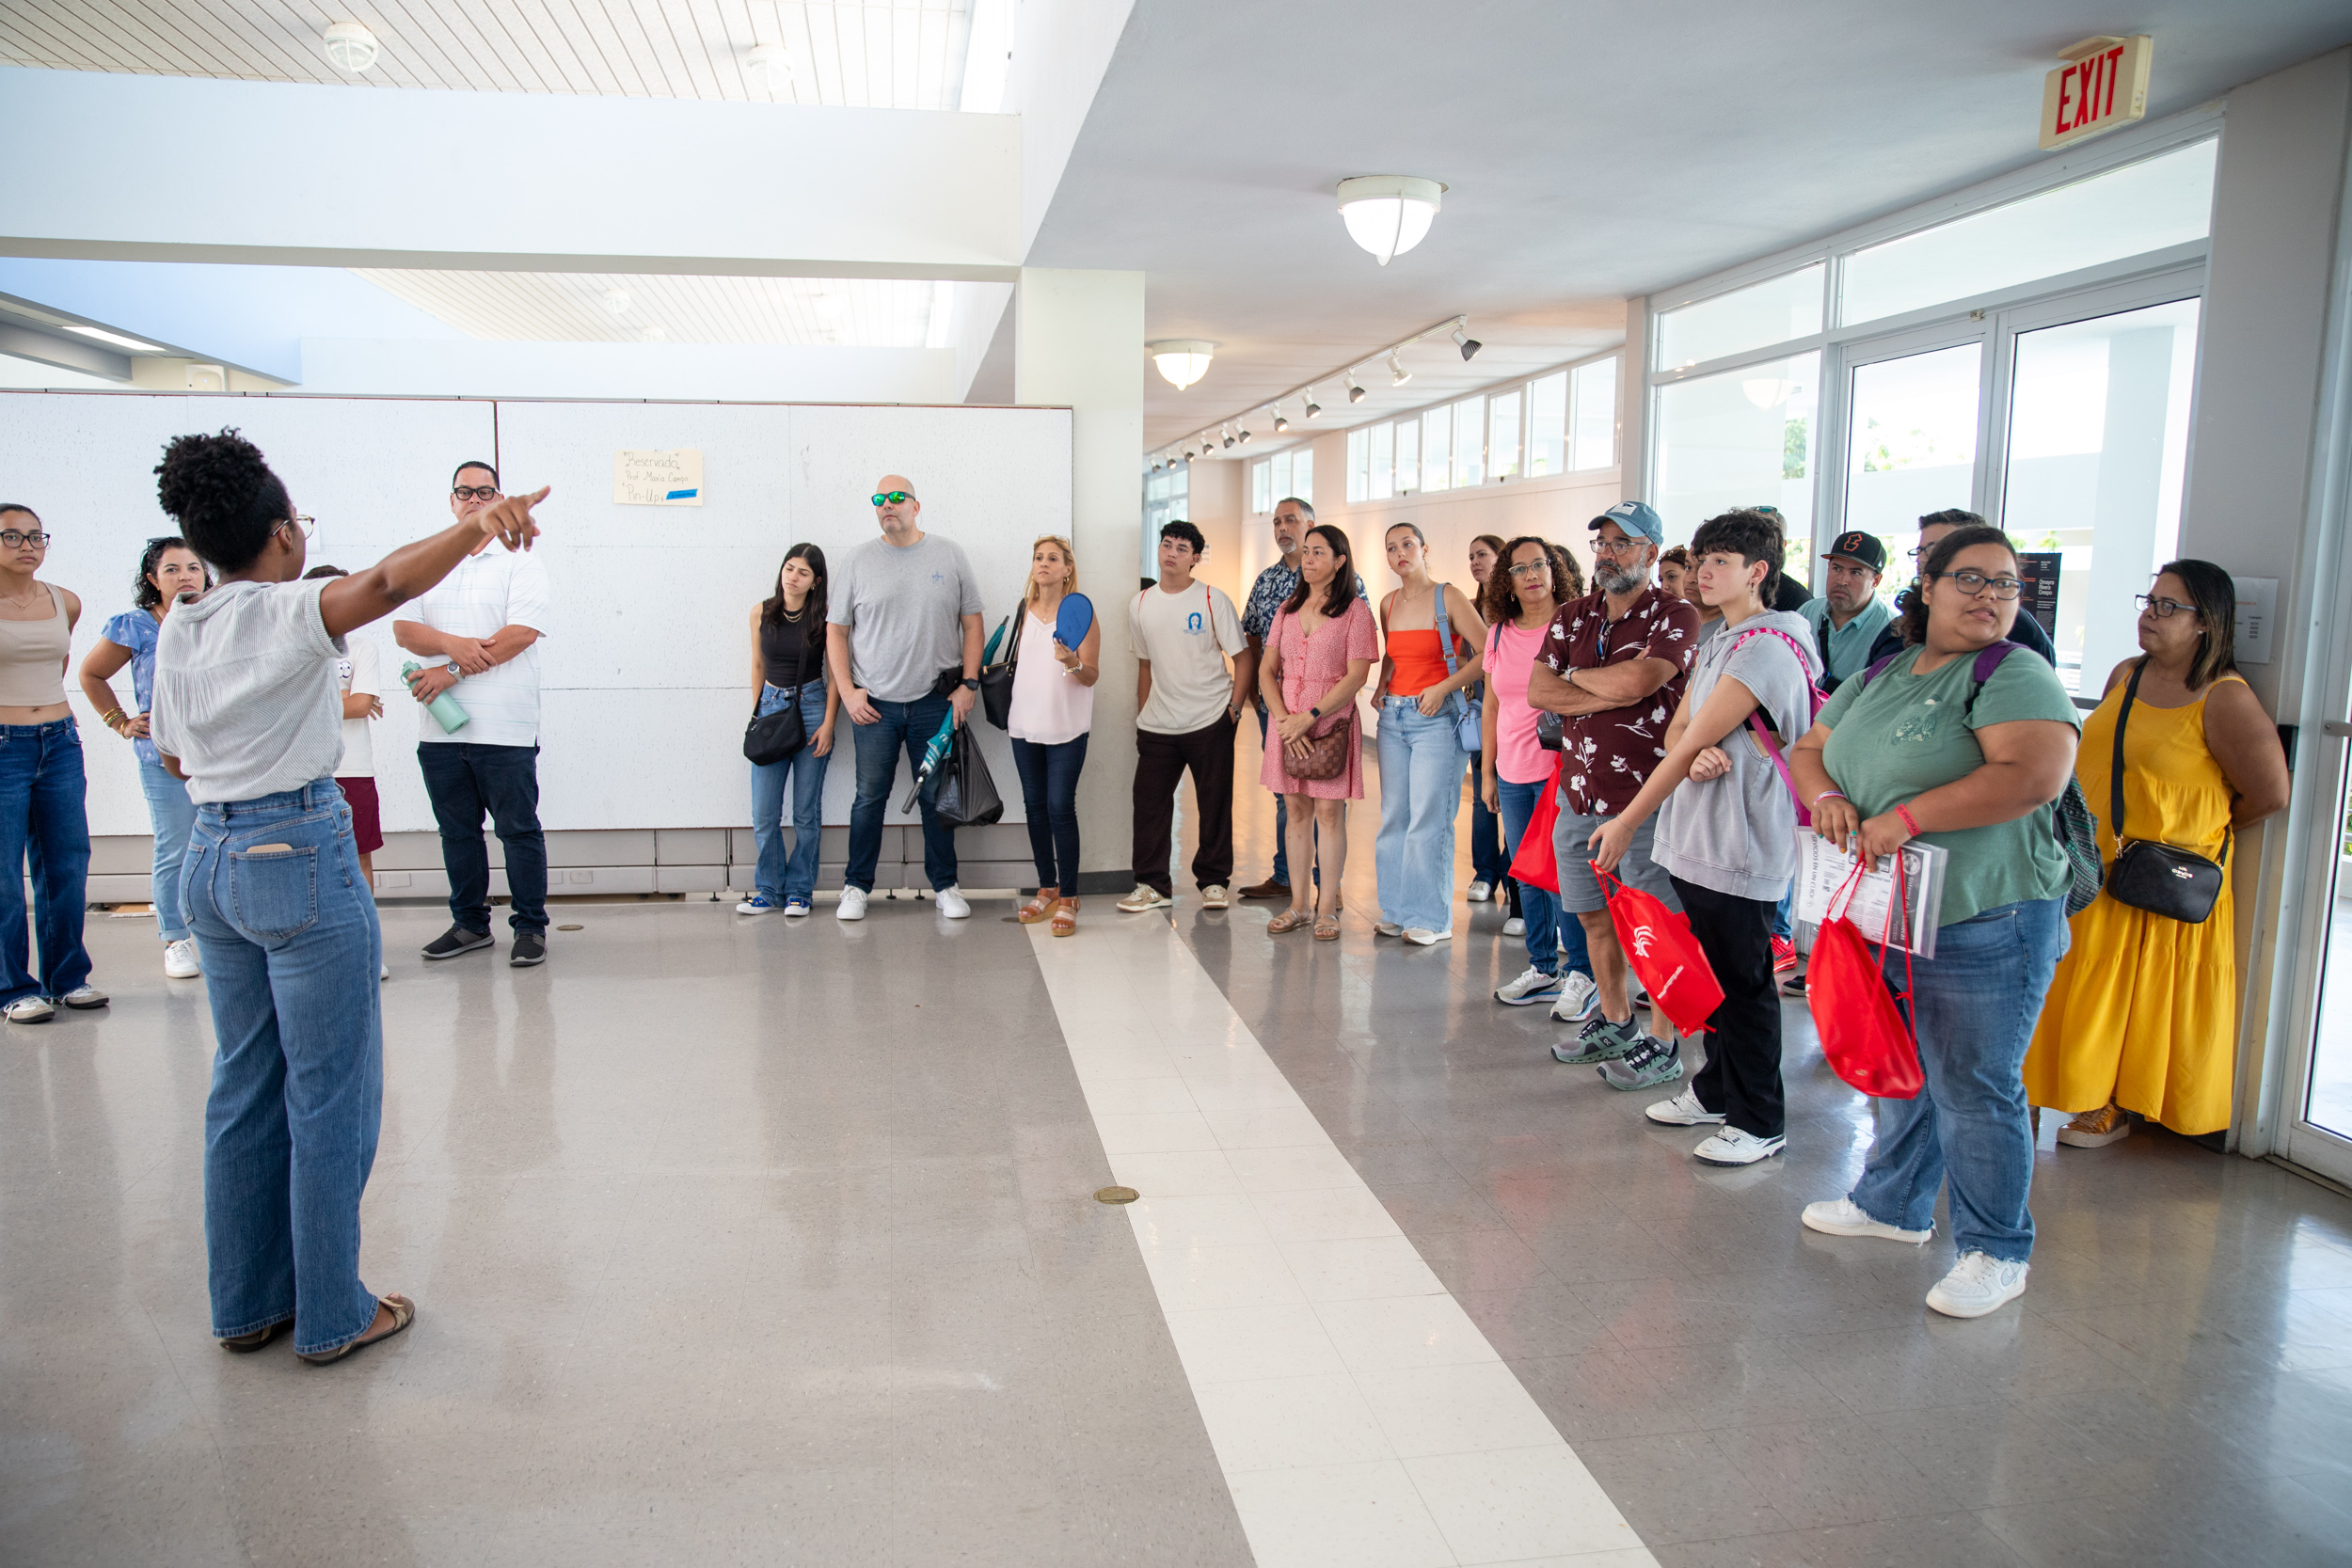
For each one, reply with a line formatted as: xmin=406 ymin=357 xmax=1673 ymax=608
xmin=422 ymin=926 xmax=493 ymax=960
xmin=509 ymin=931 xmax=547 ymax=967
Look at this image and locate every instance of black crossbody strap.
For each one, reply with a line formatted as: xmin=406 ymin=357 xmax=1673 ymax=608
xmin=2110 ymin=658 xmax=2145 ymax=846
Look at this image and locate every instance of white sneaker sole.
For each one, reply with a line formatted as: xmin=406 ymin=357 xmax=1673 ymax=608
xmin=1801 ymin=1203 xmax=1931 ymax=1245
xmin=1496 ymin=987 xmax=1563 ymax=1007
xmin=1927 ymin=1271 xmax=2029 ymax=1319
xmin=1645 ymin=1101 xmax=1726 ymax=1127
xmin=1693 ymin=1133 xmax=1785 ymax=1165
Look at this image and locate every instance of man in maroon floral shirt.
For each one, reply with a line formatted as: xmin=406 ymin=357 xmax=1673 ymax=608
xmin=1527 ymin=500 xmax=1701 ymax=1085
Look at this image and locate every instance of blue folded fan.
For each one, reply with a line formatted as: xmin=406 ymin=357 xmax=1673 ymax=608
xmin=1053 ymin=593 xmax=1094 ymax=655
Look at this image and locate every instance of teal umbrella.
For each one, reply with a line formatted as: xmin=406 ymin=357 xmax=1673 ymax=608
xmin=897 ymin=710 xmax=961 ymax=813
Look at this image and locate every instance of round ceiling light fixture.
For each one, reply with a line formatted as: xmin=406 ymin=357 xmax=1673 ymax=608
xmin=1336 ymin=175 xmax=1447 ymax=266
xmin=323 ymin=21 xmax=380 ymax=73
xmin=1148 ymin=340 xmax=1216 ymax=390
xmin=744 ymin=43 xmax=795 ymax=92
xmin=602 ymin=287 xmax=632 ymax=315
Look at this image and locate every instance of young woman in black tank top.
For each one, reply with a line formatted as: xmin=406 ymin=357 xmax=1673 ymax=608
xmin=740 ymin=544 xmax=839 ymax=915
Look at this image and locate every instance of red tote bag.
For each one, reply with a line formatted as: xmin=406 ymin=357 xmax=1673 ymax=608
xmin=1504 ymin=755 xmax=1567 ymax=895
xmin=1590 ymin=862 xmax=1724 ymax=1037
xmin=1804 ymin=857 xmax=1924 ymax=1099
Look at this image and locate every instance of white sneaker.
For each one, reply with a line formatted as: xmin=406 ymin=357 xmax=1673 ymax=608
xmin=836 ymin=887 xmax=869 ymax=922
xmin=1646 ymin=1087 xmax=1726 ymax=1126
xmin=1548 ymin=972 xmax=1600 ymax=1023
xmin=1801 ymin=1197 xmax=1931 ymax=1245
xmin=59 ymin=985 xmax=106 ymax=1009
xmin=935 ymin=885 xmax=971 ymax=919
xmin=1201 ymin=884 xmax=1231 ymax=909
xmin=1374 ymin=921 xmax=1404 ymax=937
xmin=1503 ymin=916 xmax=1526 ymax=937
xmin=1694 ymin=1127 xmax=1786 ymax=1165
xmin=1467 ymin=880 xmax=1493 ymax=903
xmin=1116 ymin=884 xmax=1172 ymax=912
xmin=1402 ymin=927 xmax=1452 ymax=945
xmin=1494 ymin=965 xmax=1564 ymax=1006
xmin=783 ymin=900 xmax=811 ymax=918
xmin=380 ymin=962 xmax=389 ymax=982
xmin=1926 ymin=1251 xmax=2030 ymax=1319
xmin=163 ymin=938 xmax=201 ymax=978
xmin=5 ymin=995 xmax=54 ymax=1023
xmin=735 ymin=894 xmax=780 ymax=915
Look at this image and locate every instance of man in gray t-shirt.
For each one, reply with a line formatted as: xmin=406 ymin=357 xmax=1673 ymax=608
xmin=824 ymin=475 xmax=984 ymax=920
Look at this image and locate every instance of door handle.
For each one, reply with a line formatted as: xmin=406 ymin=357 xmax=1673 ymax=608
xmin=2324 ymin=721 xmax=2352 ymax=738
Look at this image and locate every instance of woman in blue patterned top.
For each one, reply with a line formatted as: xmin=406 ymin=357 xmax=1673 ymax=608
xmin=77 ymin=536 xmax=212 ymax=978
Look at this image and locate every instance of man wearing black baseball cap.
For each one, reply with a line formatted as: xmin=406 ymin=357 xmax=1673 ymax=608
xmin=1800 ymin=530 xmax=1895 ymax=692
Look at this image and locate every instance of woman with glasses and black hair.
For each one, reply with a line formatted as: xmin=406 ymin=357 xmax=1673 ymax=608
xmin=0 ymin=503 xmax=103 ymax=1022
xmin=739 ymin=543 xmax=838 ymax=918
xmin=1261 ymin=524 xmax=1377 ymax=941
xmin=80 ymin=536 xmax=214 ymax=980
xmin=1789 ymin=523 xmax=2080 ymax=1320
xmin=2025 ymin=562 xmax=2289 ymax=1148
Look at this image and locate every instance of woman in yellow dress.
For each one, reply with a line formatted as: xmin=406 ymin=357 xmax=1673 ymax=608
xmin=2025 ymin=561 xmax=2290 ymax=1143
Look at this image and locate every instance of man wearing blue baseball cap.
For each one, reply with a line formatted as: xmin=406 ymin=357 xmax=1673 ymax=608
xmin=1801 ymin=530 xmax=1896 ymax=692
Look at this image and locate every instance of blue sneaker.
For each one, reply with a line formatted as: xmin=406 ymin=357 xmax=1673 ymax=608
xmin=735 ymin=894 xmax=779 ymax=915
xmin=1494 ymin=966 xmax=1563 ymax=1006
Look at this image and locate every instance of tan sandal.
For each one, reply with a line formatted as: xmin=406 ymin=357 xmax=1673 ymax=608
xmin=1017 ymin=892 xmax=1058 ymax=925
xmin=299 ymin=1293 xmax=414 ymax=1365
xmin=1313 ymin=915 xmax=1342 ymax=942
xmin=1267 ymin=908 xmax=1311 ymax=935
xmin=218 ymin=1317 xmax=294 ymax=1354
xmin=1050 ymin=899 xmax=1078 ymax=937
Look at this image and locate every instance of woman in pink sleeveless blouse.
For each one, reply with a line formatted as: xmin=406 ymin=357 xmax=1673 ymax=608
xmin=1258 ymin=524 xmax=1377 ymax=940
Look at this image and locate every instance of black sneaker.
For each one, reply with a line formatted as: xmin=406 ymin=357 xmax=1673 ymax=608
xmin=422 ymin=926 xmax=493 ymax=960
xmin=1782 ymin=971 xmax=1809 ymax=997
xmin=510 ymin=930 xmax=547 ymax=967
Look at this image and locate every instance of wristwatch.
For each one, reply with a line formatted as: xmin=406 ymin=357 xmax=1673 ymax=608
xmin=1308 ymin=705 xmax=1322 ymax=720
xmin=961 ymin=677 xmax=979 ymax=691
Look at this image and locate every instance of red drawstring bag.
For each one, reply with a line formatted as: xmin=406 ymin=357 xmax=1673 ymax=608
xmin=1804 ymin=854 xmax=1924 ymax=1099
xmin=1505 ymin=754 xmax=1567 ymax=895
xmin=1589 ymin=861 xmax=1724 ymax=1037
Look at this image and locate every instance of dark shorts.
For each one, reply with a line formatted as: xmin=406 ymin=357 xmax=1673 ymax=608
xmin=336 ymin=775 xmax=384 ymax=855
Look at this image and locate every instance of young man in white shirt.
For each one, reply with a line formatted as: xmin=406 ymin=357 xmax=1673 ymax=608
xmin=394 ymin=461 xmax=555 ymax=967
xmin=1117 ymin=521 xmax=1248 ymax=911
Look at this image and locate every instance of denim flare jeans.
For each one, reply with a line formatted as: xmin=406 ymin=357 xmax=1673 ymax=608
xmin=749 ymin=681 xmax=831 ymax=905
xmin=185 ymin=779 xmax=387 ymax=1357
xmin=138 ymin=753 xmax=198 ymax=943
xmin=1375 ymin=698 xmax=1467 ymax=933
xmin=0 ymin=718 xmax=93 ymax=1005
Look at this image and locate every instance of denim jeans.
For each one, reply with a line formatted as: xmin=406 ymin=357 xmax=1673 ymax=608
xmin=1010 ymin=734 xmax=1089 ymax=890
xmin=847 ymin=693 xmax=958 ymax=892
xmin=1375 ymin=698 xmax=1467 ymax=932
xmin=418 ymin=742 xmax=548 ymax=933
xmin=0 ymin=719 xmax=92 ymax=1005
xmin=1469 ymin=789 xmax=1510 ymax=886
xmin=1850 ymin=896 xmax=2070 ymax=1263
xmin=749 ymin=682 xmax=831 ymax=905
xmin=1498 ymin=776 xmax=1592 ymax=979
xmin=183 ymin=779 xmax=386 ymax=1356
xmin=139 ymin=754 xmax=197 ymax=942
xmin=1772 ymin=885 xmax=1794 ymax=942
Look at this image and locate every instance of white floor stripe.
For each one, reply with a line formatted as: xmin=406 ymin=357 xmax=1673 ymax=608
xmin=1029 ymin=917 xmax=1658 ymax=1568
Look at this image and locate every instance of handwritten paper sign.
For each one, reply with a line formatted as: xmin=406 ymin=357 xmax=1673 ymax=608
xmin=613 ymin=449 xmax=703 ymax=507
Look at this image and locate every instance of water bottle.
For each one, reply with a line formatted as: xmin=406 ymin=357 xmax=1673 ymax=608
xmin=401 ymin=660 xmax=471 ymax=735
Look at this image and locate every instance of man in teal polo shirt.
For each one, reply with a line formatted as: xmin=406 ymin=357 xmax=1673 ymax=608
xmin=1801 ymin=531 xmax=1895 ymax=692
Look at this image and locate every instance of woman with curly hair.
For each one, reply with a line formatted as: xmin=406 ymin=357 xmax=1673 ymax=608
xmin=151 ymin=427 xmax=546 ymax=1364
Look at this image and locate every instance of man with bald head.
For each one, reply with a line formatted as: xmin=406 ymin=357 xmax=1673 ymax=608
xmin=824 ymin=476 xmax=985 ymax=921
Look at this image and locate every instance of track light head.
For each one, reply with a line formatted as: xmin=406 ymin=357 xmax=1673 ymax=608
xmin=1452 ymin=325 xmax=1483 ymax=361
xmin=1304 ymin=388 xmax=1323 ymax=419
xmin=1221 ymin=425 xmax=1236 ymax=449
xmin=1389 ymin=350 xmax=1412 ymax=387
xmin=1345 ymin=371 xmax=1366 ymax=404
xmin=1237 ymin=424 xmax=1253 ymax=445
xmin=1273 ymin=409 xmax=1289 ymax=432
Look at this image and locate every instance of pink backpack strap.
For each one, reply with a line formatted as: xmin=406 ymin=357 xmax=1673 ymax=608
xmin=1726 ymin=626 xmax=1820 ymax=825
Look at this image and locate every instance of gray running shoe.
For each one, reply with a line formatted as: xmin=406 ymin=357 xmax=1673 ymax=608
xmin=1597 ymin=1033 xmax=1684 ymax=1090
xmin=1552 ymin=1014 xmax=1640 ymax=1066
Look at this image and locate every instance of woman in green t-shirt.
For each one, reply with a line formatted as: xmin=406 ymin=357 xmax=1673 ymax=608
xmin=1787 ymin=524 xmax=2081 ymax=1322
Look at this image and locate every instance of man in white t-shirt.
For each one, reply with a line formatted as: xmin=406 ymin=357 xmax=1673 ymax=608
xmin=1116 ymin=521 xmax=1248 ymax=912
xmin=393 ymin=460 xmax=555 ymax=968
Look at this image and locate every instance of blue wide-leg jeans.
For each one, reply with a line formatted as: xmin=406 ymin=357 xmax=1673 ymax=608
xmin=1375 ymin=699 xmax=1466 ymax=933
xmin=749 ymin=682 xmax=832 ymax=905
xmin=0 ymin=719 xmax=93 ymax=1005
xmin=139 ymin=753 xmax=198 ymax=943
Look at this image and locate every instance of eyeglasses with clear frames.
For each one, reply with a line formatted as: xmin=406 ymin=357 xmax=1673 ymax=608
xmin=1506 ymin=561 xmax=1552 ymax=579
xmin=2136 ymin=594 xmax=2196 ymax=619
xmin=1590 ymin=535 xmax=1649 ymax=559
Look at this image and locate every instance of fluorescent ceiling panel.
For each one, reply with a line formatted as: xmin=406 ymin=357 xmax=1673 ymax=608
xmin=349 ymin=269 xmax=938 ymax=346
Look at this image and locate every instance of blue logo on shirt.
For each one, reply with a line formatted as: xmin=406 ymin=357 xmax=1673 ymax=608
xmin=1186 ymin=611 xmax=1203 ymax=634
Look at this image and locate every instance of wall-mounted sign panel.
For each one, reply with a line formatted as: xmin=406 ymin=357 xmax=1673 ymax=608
xmin=614 ymin=448 xmax=703 ymax=506
xmin=2234 ymin=576 xmax=2278 ymax=666
xmin=2040 ymin=36 xmax=2153 ymax=151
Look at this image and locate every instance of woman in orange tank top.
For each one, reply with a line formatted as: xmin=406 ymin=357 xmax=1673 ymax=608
xmin=1372 ymin=521 xmax=1487 ymax=942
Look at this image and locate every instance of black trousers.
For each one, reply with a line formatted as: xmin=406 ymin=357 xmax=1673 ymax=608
xmin=419 ymin=742 xmax=548 ymax=934
xmin=1132 ymin=714 xmax=1236 ymax=895
xmin=1671 ymin=875 xmax=1784 ymax=1139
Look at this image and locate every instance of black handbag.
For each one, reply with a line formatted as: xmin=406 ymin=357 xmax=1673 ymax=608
xmin=979 ymin=613 xmax=1017 ymax=730
xmin=932 ymin=723 xmax=1005 ymax=828
xmin=742 ymin=684 xmax=807 ymax=767
xmin=2103 ymin=658 xmax=2228 ymax=924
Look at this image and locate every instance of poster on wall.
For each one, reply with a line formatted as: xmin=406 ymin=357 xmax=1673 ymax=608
xmin=613 ymin=449 xmax=704 ymax=505
xmin=2017 ymin=551 xmax=2061 ymax=643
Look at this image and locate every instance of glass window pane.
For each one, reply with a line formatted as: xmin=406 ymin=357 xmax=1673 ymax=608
xmin=1272 ymin=451 xmax=1292 ymax=500
xmin=1570 ymin=358 xmax=1617 ymax=470
xmin=2001 ymin=297 xmax=2200 ymax=692
xmin=1657 ymin=265 xmax=1825 ymax=371
xmin=1347 ymin=428 xmax=1369 ymax=502
xmin=1372 ymin=421 xmax=1395 ymax=499
xmin=1292 ymin=448 xmax=1312 ymax=506
xmin=1654 ymin=350 xmax=1820 ymax=567
xmin=1488 ymin=390 xmax=1521 ymax=481
xmin=1453 ymin=397 xmax=1485 ymax=488
xmin=1844 ymin=139 xmax=2216 ymax=325
xmin=1422 ymin=405 xmax=1451 ymax=492
xmin=1844 ymin=342 xmax=1981 ymax=598
xmin=1251 ymin=458 xmax=1271 ymax=515
xmin=1528 ymin=372 xmax=1566 ymax=476
xmin=1394 ymin=419 xmax=1419 ymax=495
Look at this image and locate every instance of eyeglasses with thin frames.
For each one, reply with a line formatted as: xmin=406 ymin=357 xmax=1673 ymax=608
xmin=2136 ymin=594 xmax=2196 ymax=619
xmin=279 ymin=515 xmax=315 ymax=541
xmin=1931 ymin=568 xmax=2023 ymax=601
xmin=1590 ymin=535 xmax=1649 ymax=559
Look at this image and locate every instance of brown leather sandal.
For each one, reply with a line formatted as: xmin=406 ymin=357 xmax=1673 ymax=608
xmin=299 ymin=1293 xmax=415 ymax=1365
xmin=1267 ymin=908 xmax=1311 ymax=935
xmin=218 ymin=1318 xmax=294 ymax=1354
xmin=1017 ymin=892 xmax=1058 ymax=925
xmin=1051 ymin=899 xmax=1078 ymax=937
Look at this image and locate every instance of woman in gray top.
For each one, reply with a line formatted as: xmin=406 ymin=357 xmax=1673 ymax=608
xmin=1590 ymin=509 xmax=1820 ymax=1167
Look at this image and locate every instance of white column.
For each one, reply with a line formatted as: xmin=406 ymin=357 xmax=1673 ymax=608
xmin=1014 ymin=267 xmax=1146 ymax=888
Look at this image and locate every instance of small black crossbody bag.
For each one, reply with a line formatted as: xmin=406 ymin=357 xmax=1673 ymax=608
xmin=2104 ymin=659 xmax=2228 ymax=924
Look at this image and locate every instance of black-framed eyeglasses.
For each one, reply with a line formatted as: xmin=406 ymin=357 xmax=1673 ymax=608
xmin=871 ymin=490 xmax=913 ymax=506
xmin=2137 ymin=594 xmax=2196 ymax=619
xmin=0 ymin=530 xmax=51 ymax=549
xmin=1931 ymin=568 xmax=2023 ymax=601
xmin=452 ymin=485 xmax=501 ymax=502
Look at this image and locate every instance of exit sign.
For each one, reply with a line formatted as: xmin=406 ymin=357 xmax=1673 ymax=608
xmin=2041 ymin=36 xmax=2153 ymax=150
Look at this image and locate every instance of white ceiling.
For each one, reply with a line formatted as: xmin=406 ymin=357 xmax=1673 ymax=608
xmin=0 ymin=0 xmax=973 ymax=107
xmin=352 ymin=270 xmax=938 ymax=345
xmin=1032 ymin=0 xmax=2352 ymax=451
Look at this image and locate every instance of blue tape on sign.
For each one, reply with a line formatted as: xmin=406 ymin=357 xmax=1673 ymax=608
xmin=666 ymin=488 xmax=698 ymax=499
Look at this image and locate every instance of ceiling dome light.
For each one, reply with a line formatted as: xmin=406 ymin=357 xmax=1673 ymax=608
xmin=602 ymin=287 xmax=631 ymax=315
xmin=323 ymin=21 xmax=380 ymax=73
xmin=1345 ymin=372 xmax=1366 ymax=404
xmin=744 ymin=43 xmax=795 ymax=91
xmin=1452 ymin=325 xmax=1483 ymax=362
xmin=1148 ymin=340 xmax=1216 ymax=390
xmin=1336 ymin=175 xmax=1447 ymax=266
xmin=640 ymin=325 xmax=667 ymax=342
xmin=1304 ymin=388 xmax=1323 ymax=420
xmin=1388 ymin=350 xmax=1412 ymax=387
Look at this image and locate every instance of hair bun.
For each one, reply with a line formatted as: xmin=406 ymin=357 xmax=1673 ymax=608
xmin=155 ymin=428 xmax=271 ymax=526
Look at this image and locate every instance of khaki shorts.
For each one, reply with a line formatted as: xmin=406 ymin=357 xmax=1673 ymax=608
xmin=1553 ymin=803 xmax=1683 ymax=916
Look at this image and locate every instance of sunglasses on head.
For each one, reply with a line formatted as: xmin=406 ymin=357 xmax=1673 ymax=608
xmin=871 ymin=491 xmax=913 ymax=506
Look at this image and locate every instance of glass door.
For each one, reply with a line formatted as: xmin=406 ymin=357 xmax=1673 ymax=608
xmin=1837 ymin=337 xmax=1984 ymax=592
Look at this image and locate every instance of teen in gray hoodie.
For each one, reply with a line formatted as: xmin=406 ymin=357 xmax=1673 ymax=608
xmin=1589 ymin=508 xmax=1821 ymax=1167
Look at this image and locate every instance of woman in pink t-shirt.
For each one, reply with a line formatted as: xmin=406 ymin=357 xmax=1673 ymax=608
xmin=1259 ymin=525 xmax=1377 ymax=941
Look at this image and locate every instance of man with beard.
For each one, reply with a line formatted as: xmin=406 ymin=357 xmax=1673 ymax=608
xmin=1526 ymin=501 xmax=1701 ymax=1085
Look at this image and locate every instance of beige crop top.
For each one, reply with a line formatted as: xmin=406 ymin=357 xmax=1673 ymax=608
xmin=0 ymin=585 xmax=71 ymax=707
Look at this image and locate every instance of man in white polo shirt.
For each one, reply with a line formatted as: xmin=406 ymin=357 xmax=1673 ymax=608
xmin=394 ymin=460 xmax=555 ymax=967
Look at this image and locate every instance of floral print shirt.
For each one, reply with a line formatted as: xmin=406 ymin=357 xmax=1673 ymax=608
xmin=1535 ymin=584 xmax=1702 ymax=816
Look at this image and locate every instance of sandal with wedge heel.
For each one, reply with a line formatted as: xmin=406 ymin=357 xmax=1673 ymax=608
xmin=1050 ymin=899 xmax=1078 ymax=937
xmin=1017 ymin=893 xmax=1058 ymax=925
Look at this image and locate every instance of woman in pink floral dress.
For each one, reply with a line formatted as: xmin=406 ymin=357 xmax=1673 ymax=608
xmin=1258 ymin=524 xmax=1378 ymax=940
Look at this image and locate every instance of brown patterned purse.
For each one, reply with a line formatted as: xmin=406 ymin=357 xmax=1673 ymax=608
xmin=1287 ymin=709 xmax=1353 ymax=781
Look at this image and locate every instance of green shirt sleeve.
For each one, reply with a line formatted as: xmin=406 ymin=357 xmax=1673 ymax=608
xmin=1970 ymin=649 xmax=2082 ymax=733
xmin=1816 ymin=665 xmax=1865 ymax=729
